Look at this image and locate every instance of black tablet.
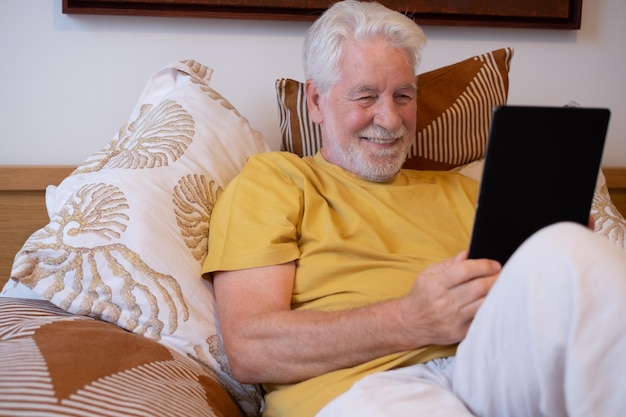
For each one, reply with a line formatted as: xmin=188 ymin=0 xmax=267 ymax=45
xmin=467 ymin=105 xmax=610 ymax=265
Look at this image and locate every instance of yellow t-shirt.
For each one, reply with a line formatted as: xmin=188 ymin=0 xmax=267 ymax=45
xmin=203 ymin=151 xmax=478 ymax=417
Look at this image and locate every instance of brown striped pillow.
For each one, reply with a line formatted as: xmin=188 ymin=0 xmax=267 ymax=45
xmin=276 ymin=48 xmax=514 ymax=171
xmin=0 ymin=297 xmax=244 ymax=417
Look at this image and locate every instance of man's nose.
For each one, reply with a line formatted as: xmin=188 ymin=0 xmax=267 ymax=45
xmin=373 ymin=99 xmax=403 ymax=132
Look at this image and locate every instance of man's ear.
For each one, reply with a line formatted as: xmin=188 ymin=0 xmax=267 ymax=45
xmin=305 ymin=80 xmax=324 ymax=125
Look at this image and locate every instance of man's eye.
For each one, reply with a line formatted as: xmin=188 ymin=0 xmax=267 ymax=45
xmin=395 ymin=94 xmax=415 ymax=103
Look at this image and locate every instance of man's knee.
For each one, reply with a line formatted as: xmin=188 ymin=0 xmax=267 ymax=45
xmin=510 ymin=221 xmax=605 ymax=267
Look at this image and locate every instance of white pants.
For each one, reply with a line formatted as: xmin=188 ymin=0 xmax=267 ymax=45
xmin=316 ymin=223 xmax=626 ymax=417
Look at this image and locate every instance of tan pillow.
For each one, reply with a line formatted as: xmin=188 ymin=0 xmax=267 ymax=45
xmin=6 ymin=60 xmax=268 ymax=416
xmin=0 ymin=297 xmax=244 ymax=417
xmin=276 ymin=47 xmax=514 ymax=170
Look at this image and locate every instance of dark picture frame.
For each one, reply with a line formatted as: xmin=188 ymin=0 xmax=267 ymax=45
xmin=63 ymin=0 xmax=583 ymax=29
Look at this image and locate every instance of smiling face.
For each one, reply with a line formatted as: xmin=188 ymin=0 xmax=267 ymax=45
xmin=306 ymin=37 xmax=417 ymax=182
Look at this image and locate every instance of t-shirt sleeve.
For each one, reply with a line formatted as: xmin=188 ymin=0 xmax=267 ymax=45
xmin=202 ymin=153 xmax=303 ymax=276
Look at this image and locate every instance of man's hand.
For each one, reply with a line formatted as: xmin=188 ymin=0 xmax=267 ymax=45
xmin=397 ymin=252 xmax=501 ymax=347
xmin=588 ymin=214 xmax=596 ymax=231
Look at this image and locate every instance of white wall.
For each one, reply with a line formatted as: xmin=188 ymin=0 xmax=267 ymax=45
xmin=1 ymin=0 xmax=625 ymax=166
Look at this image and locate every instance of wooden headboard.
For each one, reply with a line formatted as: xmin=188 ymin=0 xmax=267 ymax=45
xmin=1 ymin=165 xmax=626 ymax=290
xmin=0 ymin=166 xmax=75 ymax=289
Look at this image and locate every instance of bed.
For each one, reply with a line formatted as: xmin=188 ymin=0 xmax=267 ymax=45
xmin=1 ymin=50 xmax=625 ymax=417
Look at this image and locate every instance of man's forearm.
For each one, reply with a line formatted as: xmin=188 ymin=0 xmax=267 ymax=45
xmin=222 ymin=297 xmax=417 ymax=384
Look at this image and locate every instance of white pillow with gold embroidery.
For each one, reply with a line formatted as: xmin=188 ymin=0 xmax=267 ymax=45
xmin=591 ymin=170 xmax=626 ymax=251
xmin=7 ymin=60 xmax=269 ymax=416
xmin=455 ymin=160 xmax=626 ymax=252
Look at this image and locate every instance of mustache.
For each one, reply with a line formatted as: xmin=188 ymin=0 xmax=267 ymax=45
xmin=357 ymin=125 xmax=408 ymax=141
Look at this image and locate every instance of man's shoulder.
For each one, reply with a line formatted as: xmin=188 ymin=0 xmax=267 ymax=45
xmin=400 ymin=168 xmax=480 ymax=192
xmin=249 ymin=150 xmax=293 ymax=159
xmin=400 ymin=168 xmax=469 ymax=181
xmin=244 ymin=151 xmax=317 ymax=175
xmin=247 ymin=150 xmax=308 ymax=165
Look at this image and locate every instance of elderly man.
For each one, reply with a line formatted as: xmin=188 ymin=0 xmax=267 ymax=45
xmin=203 ymin=1 xmax=626 ymax=416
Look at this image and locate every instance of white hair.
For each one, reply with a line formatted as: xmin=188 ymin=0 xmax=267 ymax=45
xmin=303 ymin=0 xmax=427 ymax=94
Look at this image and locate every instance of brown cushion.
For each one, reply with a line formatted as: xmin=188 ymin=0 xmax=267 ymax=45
xmin=0 ymin=297 xmax=244 ymax=417
xmin=276 ymin=47 xmax=514 ymax=171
